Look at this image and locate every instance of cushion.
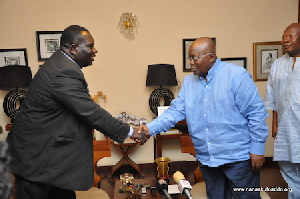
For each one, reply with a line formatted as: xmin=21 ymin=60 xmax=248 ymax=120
xmin=75 ymin=187 xmax=110 ymax=199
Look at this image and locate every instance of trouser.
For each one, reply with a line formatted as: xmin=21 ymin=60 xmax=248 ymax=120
xmin=199 ymin=159 xmax=260 ymax=199
xmin=279 ymin=161 xmax=300 ymax=199
xmin=15 ymin=176 xmax=76 ymax=199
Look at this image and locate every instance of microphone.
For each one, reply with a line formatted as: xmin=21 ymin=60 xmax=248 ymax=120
xmin=156 ymin=179 xmax=172 ymax=199
xmin=173 ymin=171 xmax=193 ymax=199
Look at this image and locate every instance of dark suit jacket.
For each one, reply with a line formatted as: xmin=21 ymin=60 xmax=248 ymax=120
xmin=7 ymin=51 xmax=129 ymax=190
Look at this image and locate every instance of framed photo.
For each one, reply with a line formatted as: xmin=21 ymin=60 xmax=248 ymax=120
xmin=253 ymin=41 xmax=283 ymax=81
xmin=157 ymin=106 xmax=170 ymax=116
xmin=221 ymin=57 xmax=247 ymax=69
xmin=183 ymin=38 xmax=216 ymax=72
xmin=36 ymin=31 xmax=63 ymax=61
xmin=0 ymin=48 xmax=28 ymax=66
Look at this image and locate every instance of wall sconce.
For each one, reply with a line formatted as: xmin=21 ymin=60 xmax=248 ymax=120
xmin=146 ymin=64 xmax=178 ymax=115
xmin=117 ymin=12 xmax=140 ymax=39
xmin=91 ymin=91 xmax=107 ymax=103
xmin=0 ymin=65 xmax=32 ymax=123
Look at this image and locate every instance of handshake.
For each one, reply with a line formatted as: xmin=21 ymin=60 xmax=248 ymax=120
xmin=130 ymin=125 xmax=150 ymax=145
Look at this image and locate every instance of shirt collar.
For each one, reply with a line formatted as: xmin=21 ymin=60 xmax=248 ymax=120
xmin=283 ymin=53 xmax=300 ymax=60
xmin=198 ymin=58 xmax=220 ymax=82
xmin=59 ymin=50 xmax=81 ymax=69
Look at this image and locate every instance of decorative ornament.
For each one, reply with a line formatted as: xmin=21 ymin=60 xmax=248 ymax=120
xmin=117 ymin=12 xmax=140 ymax=39
xmin=119 ymin=173 xmax=140 ymax=196
xmin=155 ymin=157 xmax=171 ymax=179
xmin=115 ymin=112 xmax=147 ymax=126
xmin=91 ymin=91 xmax=107 ymax=103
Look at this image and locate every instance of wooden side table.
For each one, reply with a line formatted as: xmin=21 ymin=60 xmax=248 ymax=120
xmin=154 ymin=120 xmax=188 ymax=159
xmin=155 ymin=133 xmax=185 ymax=159
xmin=109 ymin=139 xmax=143 ymax=179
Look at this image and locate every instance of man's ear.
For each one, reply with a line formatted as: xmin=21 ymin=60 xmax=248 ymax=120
xmin=69 ymin=44 xmax=77 ymax=55
xmin=209 ymin=53 xmax=216 ymax=62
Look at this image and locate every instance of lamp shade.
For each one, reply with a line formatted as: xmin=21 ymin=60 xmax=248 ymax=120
xmin=146 ymin=64 xmax=178 ymax=87
xmin=0 ymin=65 xmax=32 ymax=90
xmin=0 ymin=65 xmax=32 ymax=122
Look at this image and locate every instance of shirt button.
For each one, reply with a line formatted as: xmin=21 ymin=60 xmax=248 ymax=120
xmin=208 ymin=142 xmax=211 ymax=145
xmin=204 ymin=99 xmax=207 ymax=102
xmin=206 ymin=85 xmax=208 ymax=87
xmin=206 ymin=128 xmax=208 ymax=131
xmin=204 ymin=114 xmax=206 ymax=117
xmin=211 ymin=155 xmax=213 ymax=157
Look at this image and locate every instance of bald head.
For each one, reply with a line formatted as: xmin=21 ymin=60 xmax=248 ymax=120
xmin=190 ymin=37 xmax=216 ymax=55
xmin=282 ymin=23 xmax=300 ymax=57
xmin=285 ymin=23 xmax=300 ymax=32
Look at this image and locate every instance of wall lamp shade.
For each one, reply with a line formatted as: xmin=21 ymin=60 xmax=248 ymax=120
xmin=0 ymin=65 xmax=32 ymax=90
xmin=146 ymin=64 xmax=178 ymax=87
xmin=146 ymin=64 xmax=178 ymax=115
xmin=0 ymin=65 xmax=32 ymax=122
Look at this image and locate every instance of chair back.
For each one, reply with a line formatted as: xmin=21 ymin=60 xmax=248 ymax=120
xmin=180 ymin=135 xmax=196 ymax=156
xmin=93 ymin=139 xmax=111 ymax=187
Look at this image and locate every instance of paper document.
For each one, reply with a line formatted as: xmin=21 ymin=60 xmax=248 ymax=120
xmin=168 ymin=184 xmax=180 ymax=194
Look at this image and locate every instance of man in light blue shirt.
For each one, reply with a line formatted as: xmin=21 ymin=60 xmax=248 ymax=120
xmin=140 ymin=37 xmax=268 ymax=198
xmin=264 ymin=23 xmax=300 ymax=199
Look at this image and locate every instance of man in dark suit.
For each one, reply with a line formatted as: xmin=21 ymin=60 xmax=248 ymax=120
xmin=7 ymin=25 xmax=149 ymax=199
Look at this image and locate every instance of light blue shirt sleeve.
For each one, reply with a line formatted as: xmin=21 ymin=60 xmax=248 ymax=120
xmin=235 ymin=72 xmax=269 ymax=155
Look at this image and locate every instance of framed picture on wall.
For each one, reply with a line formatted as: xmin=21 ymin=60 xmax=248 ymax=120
xmin=253 ymin=41 xmax=283 ymax=81
xmin=183 ymin=38 xmax=216 ymax=72
xmin=36 ymin=31 xmax=63 ymax=61
xmin=221 ymin=57 xmax=247 ymax=69
xmin=0 ymin=48 xmax=28 ymax=67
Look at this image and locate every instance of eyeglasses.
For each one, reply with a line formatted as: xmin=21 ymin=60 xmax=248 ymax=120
xmin=187 ymin=52 xmax=212 ymax=62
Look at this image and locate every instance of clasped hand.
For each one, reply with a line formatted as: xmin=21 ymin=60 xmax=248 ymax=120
xmin=130 ymin=126 xmax=150 ymax=145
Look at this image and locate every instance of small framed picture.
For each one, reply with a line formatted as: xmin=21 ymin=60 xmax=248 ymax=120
xmin=36 ymin=31 xmax=63 ymax=61
xmin=183 ymin=38 xmax=216 ymax=72
xmin=0 ymin=48 xmax=28 ymax=66
xmin=221 ymin=57 xmax=247 ymax=69
xmin=157 ymin=106 xmax=170 ymax=116
xmin=253 ymin=41 xmax=283 ymax=81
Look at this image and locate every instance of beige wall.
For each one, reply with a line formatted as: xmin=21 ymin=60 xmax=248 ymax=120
xmin=0 ymin=0 xmax=298 ymax=166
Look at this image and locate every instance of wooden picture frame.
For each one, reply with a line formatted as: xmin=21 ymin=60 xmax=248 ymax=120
xmin=221 ymin=57 xmax=247 ymax=69
xmin=36 ymin=31 xmax=63 ymax=61
xmin=0 ymin=48 xmax=28 ymax=67
xmin=253 ymin=41 xmax=282 ymax=81
xmin=183 ymin=38 xmax=216 ymax=72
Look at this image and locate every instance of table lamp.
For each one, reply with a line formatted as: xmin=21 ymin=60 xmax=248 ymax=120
xmin=0 ymin=65 xmax=32 ymax=122
xmin=146 ymin=64 xmax=178 ymax=115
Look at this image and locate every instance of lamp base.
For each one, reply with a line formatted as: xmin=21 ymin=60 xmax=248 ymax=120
xmin=3 ymin=90 xmax=26 ymax=122
xmin=149 ymin=88 xmax=174 ymax=115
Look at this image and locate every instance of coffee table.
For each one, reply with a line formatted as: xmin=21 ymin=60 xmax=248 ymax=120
xmin=114 ymin=178 xmax=186 ymax=199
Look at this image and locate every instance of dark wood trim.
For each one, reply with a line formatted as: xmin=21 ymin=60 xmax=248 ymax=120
xmin=264 ymin=157 xmax=279 ymax=169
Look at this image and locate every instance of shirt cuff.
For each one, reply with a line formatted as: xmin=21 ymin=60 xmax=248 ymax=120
xmin=250 ymin=142 xmax=266 ymax=155
xmin=127 ymin=127 xmax=133 ymax=137
xmin=146 ymin=124 xmax=159 ymax=136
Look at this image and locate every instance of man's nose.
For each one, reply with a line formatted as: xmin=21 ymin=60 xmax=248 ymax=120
xmin=93 ymin=47 xmax=98 ymax=54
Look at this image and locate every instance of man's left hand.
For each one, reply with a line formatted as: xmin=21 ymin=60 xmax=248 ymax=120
xmin=250 ymin=153 xmax=265 ymax=171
